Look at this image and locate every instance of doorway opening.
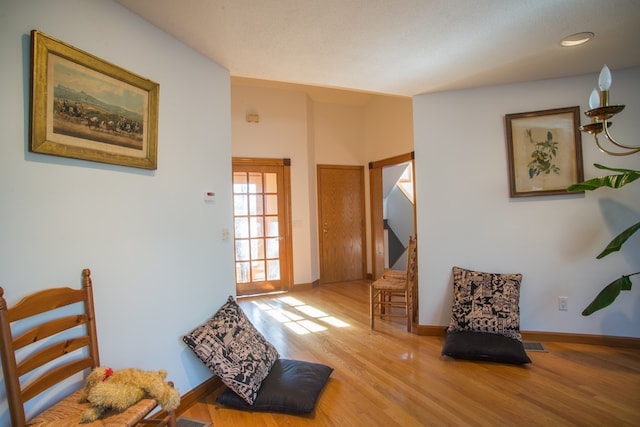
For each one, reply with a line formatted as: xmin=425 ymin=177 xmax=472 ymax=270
xmin=383 ymin=161 xmax=415 ymax=270
xmin=369 ymin=152 xmax=417 ymax=327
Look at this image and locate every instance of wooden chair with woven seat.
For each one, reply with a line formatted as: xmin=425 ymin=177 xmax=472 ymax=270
xmin=370 ymin=236 xmax=417 ymax=332
xmin=0 ymin=268 xmax=177 ymax=427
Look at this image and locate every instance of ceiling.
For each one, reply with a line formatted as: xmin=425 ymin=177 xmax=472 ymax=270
xmin=116 ymin=0 xmax=640 ymax=98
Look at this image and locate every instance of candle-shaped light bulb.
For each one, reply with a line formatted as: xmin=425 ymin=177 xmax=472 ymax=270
xmin=598 ymin=64 xmax=612 ymax=90
xmin=589 ymin=88 xmax=600 ymax=109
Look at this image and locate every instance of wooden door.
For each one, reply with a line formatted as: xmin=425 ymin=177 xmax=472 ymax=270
xmin=232 ymin=158 xmax=293 ymax=295
xmin=317 ymin=164 xmax=366 ymax=284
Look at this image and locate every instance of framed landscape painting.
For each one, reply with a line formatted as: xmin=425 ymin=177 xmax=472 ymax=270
xmin=29 ymin=30 xmax=159 ymax=170
xmin=505 ymin=106 xmax=584 ymax=197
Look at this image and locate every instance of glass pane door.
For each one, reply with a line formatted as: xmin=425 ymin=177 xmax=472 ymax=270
xmin=232 ymin=161 xmax=291 ymax=295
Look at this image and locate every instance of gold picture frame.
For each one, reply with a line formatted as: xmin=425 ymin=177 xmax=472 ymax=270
xmin=505 ymin=106 xmax=584 ymax=197
xmin=30 ymin=30 xmax=159 ymax=170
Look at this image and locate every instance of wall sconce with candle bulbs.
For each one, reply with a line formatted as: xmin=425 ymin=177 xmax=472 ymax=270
xmin=579 ymin=65 xmax=640 ymax=156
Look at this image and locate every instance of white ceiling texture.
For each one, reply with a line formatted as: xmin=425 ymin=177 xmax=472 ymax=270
xmin=117 ymin=0 xmax=640 ymax=97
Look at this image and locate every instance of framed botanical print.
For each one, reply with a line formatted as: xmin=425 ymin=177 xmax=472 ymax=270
xmin=505 ymin=106 xmax=584 ymax=197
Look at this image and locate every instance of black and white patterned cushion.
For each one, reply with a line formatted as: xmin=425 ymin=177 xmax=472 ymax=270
xmin=447 ymin=266 xmax=523 ymax=341
xmin=183 ymin=296 xmax=279 ymax=404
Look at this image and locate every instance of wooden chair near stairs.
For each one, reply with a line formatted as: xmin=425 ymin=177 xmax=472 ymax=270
xmin=0 ymin=268 xmax=176 ymax=426
xmin=370 ymin=236 xmax=417 ymax=332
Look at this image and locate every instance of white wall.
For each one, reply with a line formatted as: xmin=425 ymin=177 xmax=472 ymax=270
xmin=0 ymin=1 xmax=235 ymax=423
xmin=230 ymin=85 xmax=414 ymax=283
xmin=314 ymin=102 xmax=366 ymax=165
xmin=364 ymin=97 xmax=414 ymax=275
xmin=231 ymin=85 xmax=316 ymax=285
xmin=364 ymin=96 xmax=414 ymax=162
xmin=414 ymin=68 xmax=640 ymax=338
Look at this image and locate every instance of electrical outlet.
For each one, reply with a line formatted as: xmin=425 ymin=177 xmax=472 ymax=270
xmin=558 ymin=296 xmax=568 ymax=311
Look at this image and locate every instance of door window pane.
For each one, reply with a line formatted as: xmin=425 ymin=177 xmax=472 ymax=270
xmin=236 ymin=262 xmax=250 ymax=283
xmin=250 ymin=238 xmax=265 ymax=259
xmin=234 ymin=195 xmax=248 ymax=216
xmin=235 ymin=239 xmax=249 ymax=261
xmin=248 ymin=173 xmax=263 ymax=194
xmin=235 ymin=217 xmax=249 ymax=238
xmin=250 ymin=217 xmax=264 ymax=237
xmin=251 ymin=261 xmax=265 ymax=281
xmin=249 ymin=194 xmax=263 ymax=215
xmin=265 ymin=216 xmax=279 ymax=237
xmin=267 ymin=260 xmax=280 ymax=280
xmin=266 ymin=237 xmax=279 ymax=258
xmin=265 ymin=173 xmax=277 ymax=193
xmin=233 ymin=172 xmax=248 ymax=193
xmin=264 ymin=194 xmax=278 ymax=215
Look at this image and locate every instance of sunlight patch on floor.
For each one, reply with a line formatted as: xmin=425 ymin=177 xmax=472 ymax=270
xmin=250 ymin=295 xmax=350 ymax=335
xmin=319 ymin=316 xmax=350 ymax=327
xmin=284 ymin=321 xmax=314 ymax=335
xmin=278 ymin=296 xmax=305 ymax=306
xmin=295 ymin=304 xmax=328 ymax=318
xmin=251 ymin=301 xmax=272 ymax=310
xmin=264 ymin=307 xmax=303 ymax=323
xmin=298 ymin=319 xmax=327 ymax=332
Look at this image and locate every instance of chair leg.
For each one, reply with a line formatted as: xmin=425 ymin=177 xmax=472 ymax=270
xmin=371 ymin=286 xmax=413 ymax=331
xmin=140 ymin=410 xmax=176 ymax=426
xmin=370 ymin=286 xmax=375 ymax=329
xmin=405 ymin=290 xmax=411 ymax=332
xmin=381 ymin=290 xmax=391 ymax=317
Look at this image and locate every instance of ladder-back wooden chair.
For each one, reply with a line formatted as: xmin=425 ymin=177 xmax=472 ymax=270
xmin=0 ymin=268 xmax=176 ymax=426
xmin=370 ymin=236 xmax=417 ymax=332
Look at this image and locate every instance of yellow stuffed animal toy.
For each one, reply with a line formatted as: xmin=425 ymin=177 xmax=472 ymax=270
xmin=78 ymin=367 xmax=180 ymax=423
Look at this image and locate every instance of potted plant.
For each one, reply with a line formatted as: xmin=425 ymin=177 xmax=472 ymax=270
xmin=567 ymin=164 xmax=639 ymax=315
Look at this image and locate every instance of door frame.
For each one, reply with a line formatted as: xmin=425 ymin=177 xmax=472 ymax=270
xmin=369 ymin=151 xmax=418 ymax=327
xmin=232 ymin=157 xmax=294 ymax=294
xmin=368 ymin=151 xmax=416 ymax=280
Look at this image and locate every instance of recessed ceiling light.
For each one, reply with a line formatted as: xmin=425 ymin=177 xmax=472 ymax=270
xmin=560 ymin=32 xmax=595 ymax=47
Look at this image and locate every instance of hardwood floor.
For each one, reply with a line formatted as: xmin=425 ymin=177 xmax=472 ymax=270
xmin=180 ymin=280 xmax=640 ymax=426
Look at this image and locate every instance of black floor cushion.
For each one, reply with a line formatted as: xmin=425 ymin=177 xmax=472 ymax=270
xmin=442 ymin=331 xmax=531 ymax=364
xmin=216 ymin=358 xmax=333 ymax=415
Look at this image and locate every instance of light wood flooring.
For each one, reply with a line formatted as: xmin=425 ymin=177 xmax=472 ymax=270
xmin=181 ymin=280 xmax=640 ymax=426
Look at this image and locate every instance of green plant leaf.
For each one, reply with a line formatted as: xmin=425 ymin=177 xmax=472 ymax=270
xmin=597 ymin=221 xmax=640 ymax=258
xmin=582 ymin=275 xmax=634 ymax=316
xmin=567 ymin=164 xmax=640 ymax=192
xmin=593 ymin=164 xmax=640 ymax=174
xmin=570 ymin=163 xmax=640 ymax=316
